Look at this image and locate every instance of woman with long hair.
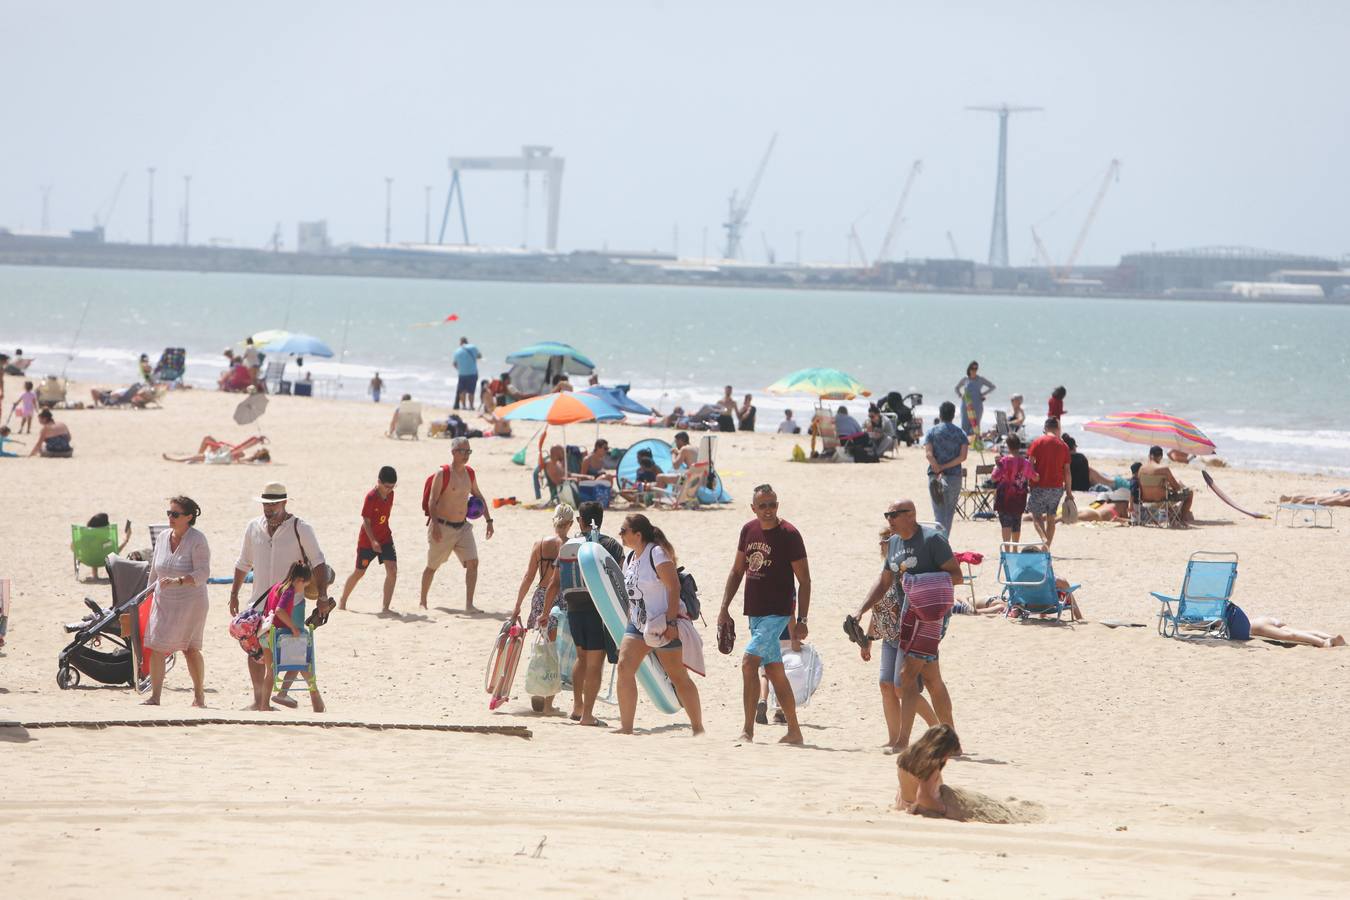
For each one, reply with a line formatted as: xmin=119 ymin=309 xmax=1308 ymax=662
xmin=511 ymin=503 xmax=574 ymax=712
xmin=615 ymin=514 xmax=703 ymax=735
xmin=142 ymin=496 xmax=210 ymax=707
xmin=954 ymin=361 xmax=995 ymax=435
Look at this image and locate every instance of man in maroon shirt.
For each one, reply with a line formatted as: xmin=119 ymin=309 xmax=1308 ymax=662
xmin=338 ymin=466 xmax=398 ymax=612
xmin=718 ymin=484 xmax=812 ymax=744
xmin=1027 ymin=418 xmax=1071 ymax=548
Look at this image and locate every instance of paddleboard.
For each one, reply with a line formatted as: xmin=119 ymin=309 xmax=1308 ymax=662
xmin=768 ymin=643 xmax=824 ymax=709
xmin=577 ymin=542 xmax=680 ymax=714
xmin=485 ymin=621 xmax=526 ymax=710
xmin=1202 ymin=471 xmax=1269 ymax=519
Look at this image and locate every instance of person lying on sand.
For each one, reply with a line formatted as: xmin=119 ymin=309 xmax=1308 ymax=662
xmin=1249 ymin=615 xmax=1345 ymax=648
xmin=953 ymin=577 xmax=1083 ymax=621
xmin=163 ymin=435 xmax=270 ymax=464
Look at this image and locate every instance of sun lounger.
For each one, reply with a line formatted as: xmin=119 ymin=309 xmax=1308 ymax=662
xmin=808 ymin=410 xmax=840 ymax=460
xmin=997 ymin=542 xmax=1077 ymax=622
xmin=1153 ymin=550 xmax=1238 ymax=639
xmin=152 ymin=347 xmax=186 ymax=387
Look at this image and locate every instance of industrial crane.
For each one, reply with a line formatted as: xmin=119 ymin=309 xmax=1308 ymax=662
xmin=1062 ymin=159 xmax=1121 ymax=276
xmin=946 ymin=230 xmax=961 ymax=260
xmin=92 ymin=171 xmax=127 ymax=233
xmin=875 ymin=160 xmax=923 ymax=263
xmin=722 ymin=133 xmax=777 ymax=260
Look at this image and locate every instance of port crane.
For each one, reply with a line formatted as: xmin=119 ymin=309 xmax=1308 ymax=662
xmin=92 ymin=171 xmax=127 ymax=233
xmin=437 ymin=146 xmax=566 ymax=250
xmin=1030 ymin=158 xmax=1121 ymax=279
xmin=722 ymin=133 xmax=777 ymax=260
xmin=874 ymin=160 xmax=923 ymax=263
xmin=945 ymin=230 xmax=961 ymax=259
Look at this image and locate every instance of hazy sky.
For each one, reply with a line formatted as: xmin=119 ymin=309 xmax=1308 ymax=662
xmin=5 ymin=1 xmax=1348 ymax=265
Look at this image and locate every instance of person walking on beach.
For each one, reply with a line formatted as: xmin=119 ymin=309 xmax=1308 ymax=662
xmin=991 ymin=434 xmax=1034 ymax=544
xmin=923 ymin=402 xmax=968 ymax=536
xmin=546 ymin=501 xmax=622 ymax=726
xmin=368 ymin=372 xmax=384 ymax=403
xmin=1027 ymin=417 xmax=1071 ymax=547
xmin=1047 ymin=385 xmax=1067 ymax=420
xmin=9 ymin=380 xmax=37 ymax=433
xmin=142 ymin=496 xmax=210 ymax=707
xmin=452 ymin=337 xmax=481 ymax=410
xmin=511 ymin=503 xmax=573 ymax=712
xmin=954 ymin=361 xmax=995 ymax=435
xmin=852 ymin=498 xmax=962 ymax=751
xmin=737 ymin=393 xmax=757 ymax=432
xmin=615 ymin=514 xmax=704 ymax=735
xmin=338 ymin=466 xmax=399 ymax=612
xmin=230 ymin=481 xmax=331 ymax=712
xmin=718 ymin=484 xmax=810 ymax=744
xmin=420 ymin=437 xmax=494 ymax=610
xmin=242 ymin=337 xmax=261 ymax=389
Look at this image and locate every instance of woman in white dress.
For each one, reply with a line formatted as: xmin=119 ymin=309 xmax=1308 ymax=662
xmin=142 ymin=496 xmax=210 ymax=706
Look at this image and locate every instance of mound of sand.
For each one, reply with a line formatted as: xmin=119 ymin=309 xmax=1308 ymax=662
xmin=941 ymin=785 xmax=1047 ymax=824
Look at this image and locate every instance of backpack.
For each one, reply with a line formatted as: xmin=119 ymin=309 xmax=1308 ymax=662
xmin=446 ymin=415 xmax=468 ymax=438
xmin=422 ymin=465 xmax=475 ymax=520
xmin=677 ymin=566 xmax=702 ymax=621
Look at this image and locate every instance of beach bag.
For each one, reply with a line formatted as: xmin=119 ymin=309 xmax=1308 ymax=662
xmin=676 ymin=567 xmax=702 ymax=621
xmin=229 ymin=608 xmax=265 ymax=660
xmin=1226 ymin=603 xmax=1251 ymax=641
xmin=901 ymin=572 xmax=955 ymax=622
xmin=873 ymin=586 xmax=902 ymax=641
xmin=524 ymin=632 xmax=561 ymax=696
xmin=1061 ymin=492 xmax=1079 ymax=524
xmin=927 ymin=471 xmax=945 ymax=507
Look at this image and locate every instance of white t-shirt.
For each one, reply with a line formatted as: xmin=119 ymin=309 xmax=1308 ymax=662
xmin=234 ymin=514 xmax=326 ymax=604
xmin=623 ymin=543 xmax=679 ymax=627
xmin=777 ymin=418 xmax=800 ymax=434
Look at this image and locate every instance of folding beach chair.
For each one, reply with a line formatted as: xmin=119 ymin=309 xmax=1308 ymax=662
xmin=808 ymin=410 xmax=840 ymax=460
xmin=1135 ymin=474 xmax=1185 ymax=528
xmin=391 ymin=401 xmax=424 ymax=439
xmin=1153 ymin=551 xmax=1238 ymax=639
xmin=71 ymin=524 xmax=120 ymax=580
xmin=997 ymin=542 xmax=1077 ymax=622
xmin=263 ymin=360 xmax=286 ymax=394
xmin=152 ymin=347 xmax=186 ymax=387
xmin=958 ymin=464 xmax=996 ymax=520
xmin=38 ymin=375 xmax=68 ymax=410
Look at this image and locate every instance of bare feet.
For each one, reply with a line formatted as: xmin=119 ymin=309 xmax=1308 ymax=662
xmin=338 ymin=601 xmax=347 ymax=610
xmin=466 ymin=603 xmax=479 ymax=613
xmin=141 ymin=697 xmax=161 ymax=706
xmin=192 ymin=695 xmax=207 ymax=708
xmin=310 ymin=694 xmax=325 ymax=713
xmin=419 ymin=600 xmax=428 ymax=609
xmin=737 ymin=730 xmax=754 ymax=742
xmin=779 ymin=731 xmax=804 ymax=745
xmin=612 ymin=727 xmax=634 ymax=735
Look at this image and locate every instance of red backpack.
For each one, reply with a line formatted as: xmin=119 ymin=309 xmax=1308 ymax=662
xmin=422 ymin=465 xmax=475 ymax=521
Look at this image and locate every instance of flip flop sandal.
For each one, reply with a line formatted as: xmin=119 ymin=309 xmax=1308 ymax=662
xmin=307 ymin=598 xmax=336 ymax=628
xmin=843 ymin=614 xmax=871 ymax=646
xmin=755 ymin=701 xmax=768 ymax=725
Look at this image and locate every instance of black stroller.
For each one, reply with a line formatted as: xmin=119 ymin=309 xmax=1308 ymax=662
xmin=877 ymin=391 xmax=924 ymax=446
xmin=57 ymin=554 xmax=161 ymax=691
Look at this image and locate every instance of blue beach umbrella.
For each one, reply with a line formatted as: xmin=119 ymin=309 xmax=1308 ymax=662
xmin=251 ymin=331 xmax=335 ymax=358
xmin=581 ymin=385 xmax=655 ymax=416
xmin=505 ymin=341 xmax=596 ymax=375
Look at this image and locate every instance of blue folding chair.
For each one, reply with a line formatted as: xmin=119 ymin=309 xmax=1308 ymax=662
xmin=997 ymin=542 xmax=1078 ymax=622
xmin=1152 ymin=551 xmax=1238 ymax=639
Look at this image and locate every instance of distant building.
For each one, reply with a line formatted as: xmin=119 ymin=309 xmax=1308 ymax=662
xmin=297 ymin=221 xmax=330 ymax=254
xmin=1117 ymin=246 xmax=1336 ymax=292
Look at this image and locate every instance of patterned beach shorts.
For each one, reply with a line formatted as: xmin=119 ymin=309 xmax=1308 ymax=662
xmin=1027 ymin=487 xmax=1064 ymax=516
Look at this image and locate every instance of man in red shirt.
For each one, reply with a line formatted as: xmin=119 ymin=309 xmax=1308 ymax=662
xmin=718 ymin=484 xmax=812 ymax=744
xmin=338 ymin=466 xmax=398 ymax=612
xmin=1027 ymin=418 xmax=1071 ymax=548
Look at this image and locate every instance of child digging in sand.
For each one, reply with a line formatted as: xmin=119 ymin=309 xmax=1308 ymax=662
xmin=895 ymin=724 xmax=1047 ymax=824
xmin=253 ymin=562 xmax=325 ymax=712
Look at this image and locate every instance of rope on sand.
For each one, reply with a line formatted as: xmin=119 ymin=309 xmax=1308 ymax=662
xmin=1 ymin=719 xmax=531 ymax=739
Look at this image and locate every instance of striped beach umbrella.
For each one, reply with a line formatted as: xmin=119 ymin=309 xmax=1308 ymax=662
xmin=1083 ymin=410 xmax=1216 ymax=456
xmin=766 ymin=367 xmax=871 ymax=401
xmin=496 ymin=391 xmax=626 ymax=425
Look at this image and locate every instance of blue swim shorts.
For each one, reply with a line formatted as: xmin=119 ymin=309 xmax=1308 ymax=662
xmin=745 ymin=615 xmax=792 ymax=666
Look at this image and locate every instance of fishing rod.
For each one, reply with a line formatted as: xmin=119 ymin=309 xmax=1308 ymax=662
xmin=60 ymin=297 xmax=94 ymax=381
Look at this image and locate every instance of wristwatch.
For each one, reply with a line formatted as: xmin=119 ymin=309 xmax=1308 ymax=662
xmin=796 ymin=616 xmax=808 ymax=624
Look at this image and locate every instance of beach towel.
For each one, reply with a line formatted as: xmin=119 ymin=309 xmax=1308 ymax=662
xmin=676 ymin=617 xmax=706 ymax=677
xmin=898 ymin=572 xmax=954 ymax=659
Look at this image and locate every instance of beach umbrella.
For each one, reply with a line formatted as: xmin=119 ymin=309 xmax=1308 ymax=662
xmin=496 ymin=391 xmax=625 ymax=425
xmin=505 ymin=341 xmax=596 ymax=375
xmin=766 ymin=367 xmax=871 ymax=401
xmin=1083 ymin=410 xmax=1216 ymax=456
xmin=233 ymin=390 xmax=268 ymax=425
xmin=251 ymin=331 xmax=335 ymax=358
xmin=581 ymin=385 xmax=655 ymax=416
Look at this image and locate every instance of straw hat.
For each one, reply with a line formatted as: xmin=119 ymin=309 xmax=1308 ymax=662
xmin=257 ymin=482 xmax=288 ymax=503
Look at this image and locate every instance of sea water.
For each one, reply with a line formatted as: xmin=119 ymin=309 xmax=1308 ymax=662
xmin=1 ymin=264 xmax=1347 ymax=474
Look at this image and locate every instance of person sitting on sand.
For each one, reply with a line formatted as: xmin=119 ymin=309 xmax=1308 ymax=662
xmin=895 ymin=724 xmax=962 ymax=817
xmin=835 ymin=405 xmax=863 ymax=438
xmin=1139 ymin=445 xmax=1195 ymax=523
xmin=1062 ymin=435 xmax=1113 ymax=494
xmin=164 ymin=435 xmax=270 ymax=464
xmin=0 ymin=425 xmax=21 ymax=457
xmin=31 ymin=410 xmax=73 ymax=457
xmin=1007 ymin=393 xmax=1026 ymax=436
xmin=778 ymin=409 xmax=801 ymax=434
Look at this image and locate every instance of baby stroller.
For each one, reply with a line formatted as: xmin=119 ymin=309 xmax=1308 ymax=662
xmin=877 ymin=391 xmax=924 ymax=446
xmin=57 ymin=555 xmax=163 ymax=691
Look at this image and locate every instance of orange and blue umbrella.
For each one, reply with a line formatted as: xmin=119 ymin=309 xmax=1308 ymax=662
xmin=496 ymin=391 xmax=625 ymax=425
xmin=1083 ymin=410 xmax=1216 ymax=456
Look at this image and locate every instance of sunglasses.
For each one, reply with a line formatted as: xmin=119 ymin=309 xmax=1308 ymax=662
xmin=884 ymin=508 xmax=915 ymax=519
xmin=618 ymin=526 xmax=630 ymax=535
xmin=166 ymin=510 xmax=187 ymax=519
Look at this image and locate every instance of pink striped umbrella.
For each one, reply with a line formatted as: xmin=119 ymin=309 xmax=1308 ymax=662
xmin=1083 ymin=410 xmax=1216 ymax=456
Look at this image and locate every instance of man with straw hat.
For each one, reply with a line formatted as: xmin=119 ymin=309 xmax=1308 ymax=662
xmin=231 ymin=481 xmax=332 ymax=711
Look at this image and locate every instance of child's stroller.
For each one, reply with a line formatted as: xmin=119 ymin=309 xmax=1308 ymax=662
xmin=877 ymin=391 xmax=924 ymax=446
xmin=57 ymin=555 xmax=162 ymax=691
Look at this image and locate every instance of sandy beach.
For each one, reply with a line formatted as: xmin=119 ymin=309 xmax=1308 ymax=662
xmin=2 ymin=385 xmax=1348 ymax=898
